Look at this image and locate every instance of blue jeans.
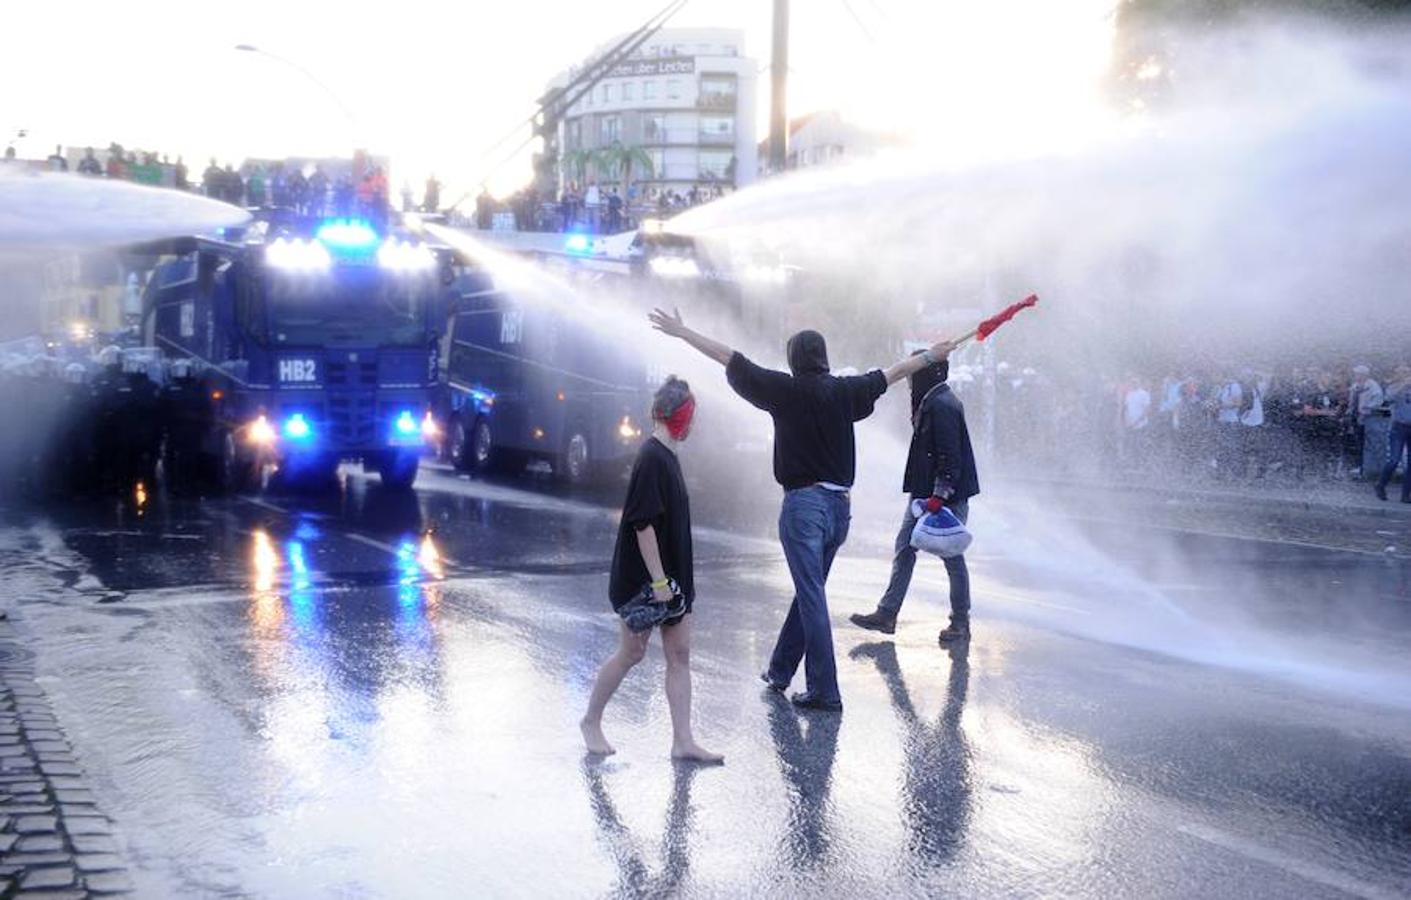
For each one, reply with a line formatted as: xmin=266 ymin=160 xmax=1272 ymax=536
xmin=1378 ymin=423 xmax=1411 ymax=501
xmin=767 ymin=487 xmax=851 ymax=703
xmin=877 ymin=499 xmax=970 ymax=623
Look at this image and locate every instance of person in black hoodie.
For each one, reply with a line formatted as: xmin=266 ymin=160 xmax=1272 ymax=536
xmin=649 ymin=307 xmax=954 ymax=712
xmin=851 ymin=354 xmax=980 ymax=643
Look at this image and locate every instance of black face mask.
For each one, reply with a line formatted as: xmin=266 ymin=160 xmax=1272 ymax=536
xmin=786 ymin=330 xmax=830 ymax=376
xmin=909 ymin=359 xmax=949 ymax=417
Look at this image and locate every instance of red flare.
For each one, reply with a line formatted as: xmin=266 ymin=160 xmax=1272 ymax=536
xmin=976 ymin=294 xmax=1039 ymax=341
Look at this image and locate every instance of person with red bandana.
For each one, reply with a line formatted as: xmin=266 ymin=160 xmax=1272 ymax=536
xmin=581 ymin=377 xmax=723 ymax=763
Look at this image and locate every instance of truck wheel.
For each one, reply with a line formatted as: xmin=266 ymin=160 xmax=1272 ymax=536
xmin=378 ymin=451 xmax=420 ymax=490
xmin=449 ymin=417 xmax=472 ymax=472
xmin=470 ymin=417 xmax=496 ymax=472
xmin=558 ymin=430 xmax=592 ymax=485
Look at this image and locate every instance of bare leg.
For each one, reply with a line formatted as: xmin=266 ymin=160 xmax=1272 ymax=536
xmin=661 ymin=618 xmax=723 ymax=764
xmin=581 ymin=623 xmax=650 ymax=756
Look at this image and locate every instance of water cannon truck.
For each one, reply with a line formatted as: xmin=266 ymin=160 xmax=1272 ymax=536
xmin=139 ymin=217 xmax=456 ymax=491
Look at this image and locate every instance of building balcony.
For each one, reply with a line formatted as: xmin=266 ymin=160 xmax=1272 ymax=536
xmin=697 ymin=131 xmax=735 ymax=146
xmin=697 ymin=93 xmax=737 ymax=112
xmin=642 ymin=130 xmax=702 ymax=146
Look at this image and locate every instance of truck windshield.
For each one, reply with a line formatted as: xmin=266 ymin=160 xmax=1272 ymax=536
xmin=264 ymin=266 xmax=435 ymax=347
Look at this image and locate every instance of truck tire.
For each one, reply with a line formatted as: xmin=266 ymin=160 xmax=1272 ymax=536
xmin=377 ymin=450 xmax=420 ymax=490
xmin=449 ymin=416 xmax=472 ymax=472
xmin=469 ymin=417 xmax=496 ymax=473
xmin=557 ymin=429 xmax=593 ymax=485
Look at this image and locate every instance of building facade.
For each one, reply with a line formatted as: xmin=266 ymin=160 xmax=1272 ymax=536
xmin=757 ymin=110 xmax=906 ymax=177
xmin=545 ymin=28 xmax=758 ymax=201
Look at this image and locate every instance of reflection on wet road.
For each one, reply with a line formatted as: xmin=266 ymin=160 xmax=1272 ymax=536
xmin=2 ymin=465 xmax=1410 ymax=898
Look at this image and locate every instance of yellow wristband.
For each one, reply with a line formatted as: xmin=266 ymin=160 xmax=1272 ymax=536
xmin=650 ymin=578 xmax=670 ymax=589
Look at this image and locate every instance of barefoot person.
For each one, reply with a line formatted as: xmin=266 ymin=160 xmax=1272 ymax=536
xmin=649 ymin=307 xmax=954 ymax=712
xmin=581 ymin=378 xmax=723 ymax=762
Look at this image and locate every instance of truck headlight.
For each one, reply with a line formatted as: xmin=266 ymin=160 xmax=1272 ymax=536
xmin=248 ymin=415 xmax=277 ymax=446
xmin=420 ymin=413 xmax=440 ymax=440
xmin=618 ymin=416 xmax=641 ymax=440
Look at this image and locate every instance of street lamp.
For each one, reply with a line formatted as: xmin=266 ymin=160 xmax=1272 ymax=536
xmin=233 ymin=44 xmax=360 ymax=134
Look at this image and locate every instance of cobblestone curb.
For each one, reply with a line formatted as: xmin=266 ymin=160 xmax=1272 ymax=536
xmin=0 ymin=621 xmax=131 ymax=898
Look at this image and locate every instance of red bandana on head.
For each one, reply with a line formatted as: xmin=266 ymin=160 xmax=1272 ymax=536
xmin=663 ymin=395 xmax=696 ymax=441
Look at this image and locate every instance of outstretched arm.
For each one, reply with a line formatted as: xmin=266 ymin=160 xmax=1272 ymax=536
xmin=649 ymin=307 xmax=734 ymax=367
xmin=881 ymin=339 xmax=956 ymax=386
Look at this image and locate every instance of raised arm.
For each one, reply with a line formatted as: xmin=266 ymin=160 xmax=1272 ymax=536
xmin=882 ymin=338 xmax=956 ymax=386
xmin=649 ymin=307 xmax=734 ymax=367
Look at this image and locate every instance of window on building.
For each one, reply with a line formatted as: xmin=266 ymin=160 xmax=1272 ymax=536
xmin=622 ymin=81 xmax=634 ymax=102
xmin=602 ymin=84 xmax=612 ymax=103
xmin=699 ymin=115 xmax=733 ymax=144
xmin=698 ymin=148 xmax=733 ymax=181
xmin=566 ymin=120 xmax=581 ymax=150
xmin=601 ymin=115 xmax=620 ymax=144
xmin=699 ymin=75 xmax=737 ymax=110
xmin=644 ymin=114 xmax=666 ymax=142
xmin=643 ymin=80 xmax=657 ymax=100
xmin=666 ymin=78 xmax=682 ymax=100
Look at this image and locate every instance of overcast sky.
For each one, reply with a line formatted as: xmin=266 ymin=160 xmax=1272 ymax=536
xmin=2 ymin=1 xmax=1115 ymax=198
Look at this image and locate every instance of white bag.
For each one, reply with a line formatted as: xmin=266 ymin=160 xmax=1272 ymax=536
xmin=909 ymin=499 xmax=973 ymax=559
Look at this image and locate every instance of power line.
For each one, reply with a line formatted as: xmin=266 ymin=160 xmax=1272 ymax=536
xmin=452 ymin=0 xmax=691 ymax=206
xmin=840 ymin=0 xmax=877 ymax=43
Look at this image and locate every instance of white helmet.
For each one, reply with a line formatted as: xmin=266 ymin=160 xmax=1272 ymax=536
xmin=169 ymin=358 xmax=193 ymax=380
xmin=121 ymin=352 xmax=146 ymax=374
xmin=97 ymin=345 xmax=122 ymax=367
xmin=64 ymin=363 xmax=86 ymax=384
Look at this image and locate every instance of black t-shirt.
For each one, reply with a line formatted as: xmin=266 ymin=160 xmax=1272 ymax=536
xmin=609 ymin=438 xmax=693 ymax=609
xmin=726 ymin=352 xmax=888 ymax=490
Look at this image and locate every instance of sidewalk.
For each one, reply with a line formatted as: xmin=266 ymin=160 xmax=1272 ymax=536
xmin=0 ymin=619 xmax=130 ymax=895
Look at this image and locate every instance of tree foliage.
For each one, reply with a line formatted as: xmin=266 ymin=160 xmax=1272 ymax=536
xmin=1110 ymin=0 xmax=1411 ymax=111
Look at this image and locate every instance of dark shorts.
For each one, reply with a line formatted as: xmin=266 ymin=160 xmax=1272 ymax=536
xmin=613 ymin=580 xmax=694 ymax=633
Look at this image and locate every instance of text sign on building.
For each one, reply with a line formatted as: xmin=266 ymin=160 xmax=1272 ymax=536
xmin=606 ymin=58 xmax=695 ymax=78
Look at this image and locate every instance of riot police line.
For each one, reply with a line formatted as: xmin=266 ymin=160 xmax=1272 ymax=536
xmin=0 ymin=340 xmax=217 ymax=499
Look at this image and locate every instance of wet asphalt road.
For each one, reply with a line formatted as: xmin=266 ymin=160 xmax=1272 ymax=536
xmin=1 ymin=464 xmax=1410 ymax=898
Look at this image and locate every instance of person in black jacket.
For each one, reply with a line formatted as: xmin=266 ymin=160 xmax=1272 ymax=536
xmin=851 ymin=354 xmax=980 ymax=643
xmin=649 ymin=307 xmax=954 ymax=712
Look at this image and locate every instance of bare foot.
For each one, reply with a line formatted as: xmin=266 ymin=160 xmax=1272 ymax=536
xmin=671 ymin=742 xmax=724 ymax=764
xmin=580 ymin=719 xmax=616 ymax=756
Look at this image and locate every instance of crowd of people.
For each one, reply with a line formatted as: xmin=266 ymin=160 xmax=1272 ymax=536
xmin=7 ymin=140 xmax=399 ymax=221
xmin=10 ymin=142 xmax=194 ymax=189
xmin=972 ymin=360 xmax=1411 ymax=498
xmin=456 ymin=180 xmax=730 ymax=235
xmin=1104 ymin=363 xmax=1411 ymax=486
xmin=199 ymin=159 xmax=390 ymax=220
xmin=552 ymin=181 xmax=726 ymax=234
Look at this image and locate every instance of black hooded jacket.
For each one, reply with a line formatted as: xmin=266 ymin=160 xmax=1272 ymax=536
xmin=903 ymin=383 xmax=979 ymax=501
xmin=725 ymin=330 xmax=888 ymax=490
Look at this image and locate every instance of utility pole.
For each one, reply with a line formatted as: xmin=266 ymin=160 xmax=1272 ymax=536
xmin=768 ymin=0 xmax=790 ymax=175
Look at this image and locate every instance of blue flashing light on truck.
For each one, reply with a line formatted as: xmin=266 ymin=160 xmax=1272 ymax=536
xmin=141 ymin=218 xmax=453 ymax=491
